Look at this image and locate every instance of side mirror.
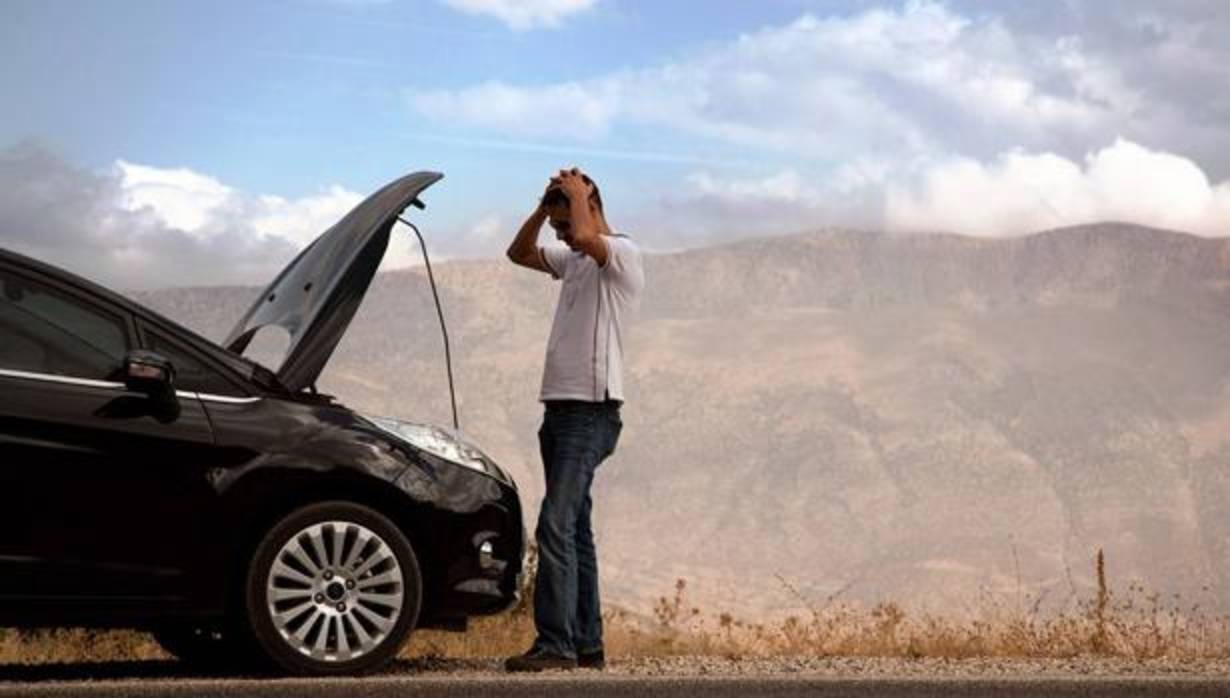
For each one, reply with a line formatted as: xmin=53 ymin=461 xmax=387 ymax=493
xmin=124 ymin=350 xmax=175 ymax=394
xmin=122 ymin=350 xmax=179 ymax=419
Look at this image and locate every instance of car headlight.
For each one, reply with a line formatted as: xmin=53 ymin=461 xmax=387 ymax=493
xmin=365 ymin=416 xmax=490 ymax=475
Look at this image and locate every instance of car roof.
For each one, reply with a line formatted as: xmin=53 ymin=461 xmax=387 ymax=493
xmin=0 ymin=246 xmax=146 ymax=312
xmin=0 ymin=245 xmax=272 ymax=392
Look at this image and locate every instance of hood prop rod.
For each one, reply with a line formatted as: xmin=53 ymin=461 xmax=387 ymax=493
xmin=399 ymin=216 xmax=459 ymax=431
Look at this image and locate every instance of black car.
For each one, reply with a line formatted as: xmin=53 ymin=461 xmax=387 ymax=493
xmin=0 ymin=171 xmax=524 ymax=675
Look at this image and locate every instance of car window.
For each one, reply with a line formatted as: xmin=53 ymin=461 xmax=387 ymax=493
xmin=0 ymin=268 xmax=129 ymax=380
xmin=141 ymin=325 xmax=245 ymax=396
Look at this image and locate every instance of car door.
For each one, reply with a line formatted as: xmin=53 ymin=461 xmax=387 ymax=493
xmin=0 ymin=264 xmax=218 ymax=604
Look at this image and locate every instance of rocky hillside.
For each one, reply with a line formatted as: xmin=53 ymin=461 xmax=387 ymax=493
xmin=133 ymin=223 xmax=1230 ymax=616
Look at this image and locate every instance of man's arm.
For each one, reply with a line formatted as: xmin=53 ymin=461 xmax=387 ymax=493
xmin=505 ymin=206 xmax=554 ymax=275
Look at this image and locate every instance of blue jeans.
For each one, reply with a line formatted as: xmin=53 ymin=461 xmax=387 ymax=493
xmin=531 ymin=400 xmax=622 ymax=658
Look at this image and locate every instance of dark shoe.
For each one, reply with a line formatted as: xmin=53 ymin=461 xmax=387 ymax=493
xmin=578 ymin=648 xmax=605 ymax=670
xmin=504 ymin=649 xmax=577 ymax=672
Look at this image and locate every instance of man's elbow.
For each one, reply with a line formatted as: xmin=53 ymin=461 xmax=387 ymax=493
xmin=506 ymin=247 xmax=532 ymax=267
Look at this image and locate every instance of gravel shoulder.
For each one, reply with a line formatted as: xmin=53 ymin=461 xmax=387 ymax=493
xmin=0 ymin=659 xmax=1225 ymax=689
xmin=403 ymin=654 xmax=1230 ymax=678
xmin=0 ymin=657 xmax=1228 ymax=698
xmin=4 ymin=654 xmax=1230 ymax=683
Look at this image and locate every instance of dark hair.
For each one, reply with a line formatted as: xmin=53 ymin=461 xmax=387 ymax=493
xmin=543 ymin=173 xmax=603 ymax=212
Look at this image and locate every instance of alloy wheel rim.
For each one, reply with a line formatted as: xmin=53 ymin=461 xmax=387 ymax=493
xmin=265 ymin=520 xmax=404 ymax=662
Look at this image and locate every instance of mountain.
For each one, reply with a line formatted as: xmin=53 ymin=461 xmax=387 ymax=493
xmin=132 ymin=223 xmax=1230 ymax=616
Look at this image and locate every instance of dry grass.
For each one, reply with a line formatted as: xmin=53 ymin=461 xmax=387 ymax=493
xmin=0 ymin=628 xmax=165 ymax=664
xmin=4 ymin=548 xmax=1230 ymax=664
xmin=406 ymin=547 xmax=1230 ymax=661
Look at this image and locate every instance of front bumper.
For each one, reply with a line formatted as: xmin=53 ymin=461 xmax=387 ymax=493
xmin=442 ymin=490 xmax=524 ymax=617
xmin=396 ymin=458 xmax=524 ymax=625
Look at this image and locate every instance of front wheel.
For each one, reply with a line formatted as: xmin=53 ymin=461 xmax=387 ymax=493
xmin=244 ymin=501 xmax=422 ymax=675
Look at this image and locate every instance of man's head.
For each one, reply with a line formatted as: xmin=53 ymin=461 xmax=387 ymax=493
xmin=542 ymin=173 xmax=604 ymax=249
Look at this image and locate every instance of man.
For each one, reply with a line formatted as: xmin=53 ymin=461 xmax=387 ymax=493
xmin=503 ymin=168 xmax=645 ymax=672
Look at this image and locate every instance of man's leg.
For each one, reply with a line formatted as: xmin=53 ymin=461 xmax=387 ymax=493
xmin=531 ymin=405 xmax=601 ymax=659
xmin=575 ymin=405 xmax=621 ymax=657
xmin=574 ymin=490 xmax=602 ymax=654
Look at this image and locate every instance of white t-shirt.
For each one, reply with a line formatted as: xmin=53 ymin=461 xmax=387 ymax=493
xmin=538 ymin=234 xmax=644 ymax=402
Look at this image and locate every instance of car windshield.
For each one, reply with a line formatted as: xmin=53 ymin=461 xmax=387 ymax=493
xmin=214 ymin=347 xmax=285 ymax=392
xmin=136 ymin=307 xmax=289 ymax=394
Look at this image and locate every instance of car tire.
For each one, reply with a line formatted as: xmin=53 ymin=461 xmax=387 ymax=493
xmin=243 ymin=501 xmax=422 ymax=676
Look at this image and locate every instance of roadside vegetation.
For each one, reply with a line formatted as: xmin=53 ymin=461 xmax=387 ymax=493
xmin=3 ymin=548 xmax=1229 ymax=664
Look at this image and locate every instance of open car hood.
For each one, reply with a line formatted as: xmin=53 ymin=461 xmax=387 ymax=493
xmin=223 ymin=171 xmax=443 ymax=393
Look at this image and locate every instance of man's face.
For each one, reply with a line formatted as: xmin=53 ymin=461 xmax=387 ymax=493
xmin=546 ymin=203 xmax=576 ymax=248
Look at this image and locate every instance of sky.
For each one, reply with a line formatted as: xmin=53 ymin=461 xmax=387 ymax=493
xmin=2 ymin=0 xmax=1230 ymax=289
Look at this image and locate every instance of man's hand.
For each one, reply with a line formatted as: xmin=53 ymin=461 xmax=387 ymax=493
xmin=538 ymin=175 xmax=563 ymax=210
xmin=555 ymin=167 xmax=592 ymax=203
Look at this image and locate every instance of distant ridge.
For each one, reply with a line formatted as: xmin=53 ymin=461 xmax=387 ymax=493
xmin=135 ymin=222 xmax=1230 ymax=615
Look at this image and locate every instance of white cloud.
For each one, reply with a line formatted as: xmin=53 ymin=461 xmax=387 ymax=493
xmin=686 ymin=170 xmax=813 ymax=204
xmin=0 ymin=143 xmax=447 ymax=290
xmin=1 ymin=144 xmax=289 ymax=289
xmin=117 ymin=161 xmax=363 ymax=249
xmin=440 ymin=0 xmax=595 ymax=30
xmin=117 ymin=161 xmax=234 ymax=231
xmin=399 ymin=131 xmax=746 ymax=166
xmin=413 ymin=2 xmax=1131 ymax=160
xmin=407 ymin=2 xmax=1230 ymax=247
xmin=247 ymin=188 xmax=364 ymax=246
xmin=114 ymin=162 xmax=459 ymax=271
xmin=8 ymin=137 xmax=1230 ymax=297
xmin=625 ymin=139 xmax=1230 ymax=245
xmin=413 ymin=80 xmax=617 ymax=140
xmin=886 ymin=139 xmax=1230 ymax=237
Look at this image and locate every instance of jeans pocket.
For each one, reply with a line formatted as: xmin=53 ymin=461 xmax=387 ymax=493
xmin=603 ymin=410 xmax=622 ymax=458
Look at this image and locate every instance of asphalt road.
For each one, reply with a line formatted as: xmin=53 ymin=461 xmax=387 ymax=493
xmin=0 ymin=662 xmax=1228 ymax=698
